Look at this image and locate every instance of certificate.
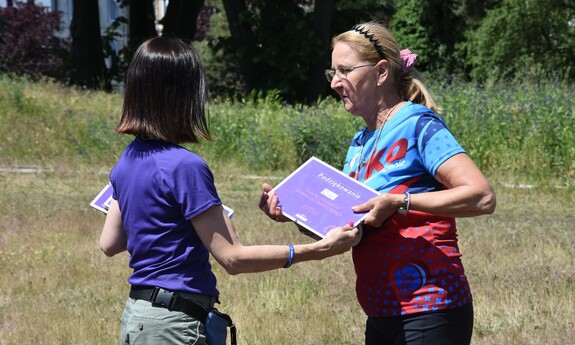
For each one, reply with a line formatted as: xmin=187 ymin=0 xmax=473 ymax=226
xmin=90 ymin=182 xmax=235 ymax=218
xmin=270 ymin=156 xmax=379 ymax=238
xmin=90 ymin=182 xmax=114 ymax=213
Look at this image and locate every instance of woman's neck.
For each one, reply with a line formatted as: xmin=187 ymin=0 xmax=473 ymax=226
xmin=366 ymin=100 xmax=404 ymax=132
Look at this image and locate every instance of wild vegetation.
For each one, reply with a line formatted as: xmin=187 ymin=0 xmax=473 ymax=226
xmin=1 ymin=75 xmax=573 ymax=184
xmin=0 ymin=77 xmax=573 ymax=344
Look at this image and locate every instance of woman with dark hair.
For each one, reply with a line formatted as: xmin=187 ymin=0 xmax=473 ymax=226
xmin=260 ymin=22 xmax=496 ymax=345
xmin=99 ymin=37 xmax=359 ymax=345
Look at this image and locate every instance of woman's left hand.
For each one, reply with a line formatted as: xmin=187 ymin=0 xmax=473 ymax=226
xmin=258 ymin=183 xmax=291 ymax=222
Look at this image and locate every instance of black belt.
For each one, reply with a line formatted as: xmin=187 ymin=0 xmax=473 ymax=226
xmin=129 ymin=285 xmax=210 ymax=323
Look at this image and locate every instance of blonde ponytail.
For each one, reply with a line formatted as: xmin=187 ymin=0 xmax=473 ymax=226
xmin=399 ymin=71 xmax=441 ymax=114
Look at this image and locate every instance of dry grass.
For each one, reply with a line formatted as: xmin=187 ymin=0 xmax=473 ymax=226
xmin=0 ymin=167 xmax=573 ymax=345
xmin=459 ymin=187 xmax=575 ymax=345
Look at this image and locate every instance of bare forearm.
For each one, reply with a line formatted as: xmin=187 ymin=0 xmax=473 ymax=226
xmin=410 ymin=186 xmax=496 ymax=218
xmin=100 ymin=241 xmax=127 ymax=257
xmin=196 ymin=205 xmax=358 ymax=276
xmin=216 ymin=241 xmax=333 ymax=275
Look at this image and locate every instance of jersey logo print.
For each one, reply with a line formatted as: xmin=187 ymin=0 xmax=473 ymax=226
xmin=364 ymin=137 xmax=408 ymax=180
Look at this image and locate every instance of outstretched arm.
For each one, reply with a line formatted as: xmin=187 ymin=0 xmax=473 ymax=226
xmin=193 ymin=204 xmax=359 ymax=275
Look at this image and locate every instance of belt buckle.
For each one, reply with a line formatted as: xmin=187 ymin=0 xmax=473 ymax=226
xmin=151 ymin=287 xmax=174 ymax=308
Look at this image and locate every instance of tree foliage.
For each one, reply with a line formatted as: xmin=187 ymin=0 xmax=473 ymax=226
xmin=460 ymin=0 xmax=575 ymax=82
xmin=331 ymin=0 xmax=394 ymax=37
xmin=161 ymin=0 xmax=205 ymax=42
xmin=2 ymin=0 xmax=575 ymax=99
xmin=391 ymin=0 xmax=464 ymax=74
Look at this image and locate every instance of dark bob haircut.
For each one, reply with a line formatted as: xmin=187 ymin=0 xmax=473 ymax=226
xmin=115 ymin=37 xmax=210 ymax=144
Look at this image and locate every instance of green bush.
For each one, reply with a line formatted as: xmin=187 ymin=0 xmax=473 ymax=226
xmin=460 ymin=0 xmax=575 ymax=82
xmin=0 ymin=2 xmax=69 ymax=81
xmin=197 ymin=92 xmax=363 ymax=172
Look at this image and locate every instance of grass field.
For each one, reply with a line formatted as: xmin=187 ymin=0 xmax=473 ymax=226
xmin=0 ymin=164 xmax=573 ymax=345
xmin=0 ymin=76 xmax=573 ymax=344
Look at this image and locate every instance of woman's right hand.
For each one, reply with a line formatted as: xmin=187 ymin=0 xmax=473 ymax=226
xmin=352 ymin=193 xmax=403 ymax=228
xmin=259 ymin=183 xmax=290 ymax=222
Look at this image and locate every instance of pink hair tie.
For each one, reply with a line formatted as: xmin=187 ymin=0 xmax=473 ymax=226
xmin=400 ymin=49 xmax=417 ymax=74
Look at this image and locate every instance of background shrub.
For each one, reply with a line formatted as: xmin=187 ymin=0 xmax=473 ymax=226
xmin=0 ymin=2 xmax=69 ymax=81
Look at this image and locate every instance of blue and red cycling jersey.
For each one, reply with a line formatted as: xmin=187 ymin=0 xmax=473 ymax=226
xmin=343 ymin=102 xmax=473 ymax=317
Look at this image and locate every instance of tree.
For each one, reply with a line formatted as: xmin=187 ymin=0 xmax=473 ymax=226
xmin=126 ymin=0 xmax=156 ymax=46
xmin=67 ymin=0 xmax=207 ymax=90
xmin=104 ymin=0 xmax=156 ymax=83
xmin=161 ymin=0 xmax=205 ymax=42
xmin=306 ymin=0 xmax=334 ymax=103
xmin=391 ymin=0 xmax=463 ymax=74
xmin=461 ymin=0 xmax=575 ymax=82
xmin=218 ymin=0 xmax=319 ymax=103
xmin=69 ymin=0 xmax=108 ymax=89
xmin=216 ymin=0 xmax=394 ymax=104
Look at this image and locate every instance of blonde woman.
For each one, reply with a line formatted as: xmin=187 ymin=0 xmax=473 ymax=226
xmin=260 ymin=22 xmax=496 ymax=345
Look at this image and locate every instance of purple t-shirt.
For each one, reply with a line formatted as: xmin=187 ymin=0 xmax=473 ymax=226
xmin=110 ymin=137 xmax=221 ymax=296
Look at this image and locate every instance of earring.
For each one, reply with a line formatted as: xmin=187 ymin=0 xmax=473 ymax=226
xmin=376 ymin=83 xmax=381 ymax=86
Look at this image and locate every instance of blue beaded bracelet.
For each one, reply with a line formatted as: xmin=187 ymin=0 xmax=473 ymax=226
xmin=283 ymin=244 xmax=295 ymax=268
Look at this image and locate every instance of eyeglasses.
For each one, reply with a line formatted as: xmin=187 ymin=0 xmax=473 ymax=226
xmin=324 ymin=64 xmax=374 ymax=82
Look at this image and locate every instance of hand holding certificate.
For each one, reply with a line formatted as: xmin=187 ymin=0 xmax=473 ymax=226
xmin=269 ymin=156 xmax=379 ymax=240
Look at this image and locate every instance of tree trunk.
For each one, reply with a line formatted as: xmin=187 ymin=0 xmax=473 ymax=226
xmin=306 ymin=0 xmax=334 ymax=103
xmin=160 ymin=0 xmax=205 ymax=42
xmin=128 ymin=0 xmax=156 ymax=47
xmin=220 ymin=0 xmax=247 ymax=40
xmin=220 ymin=0 xmax=257 ymax=90
xmin=69 ymin=0 xmax=108 ymax=90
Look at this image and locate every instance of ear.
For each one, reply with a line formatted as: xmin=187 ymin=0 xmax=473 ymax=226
xmin=376 ymin=59 xmax=389 ymax=85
